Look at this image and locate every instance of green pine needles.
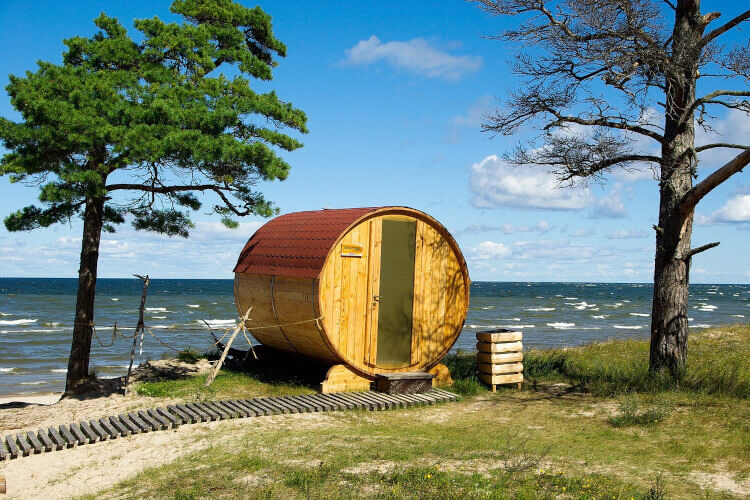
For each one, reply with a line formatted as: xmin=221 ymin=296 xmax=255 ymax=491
xmin=0 ymin=0 xmax=307 ymax=235
xmin=0 ymin=0 xmax=308 ymax=391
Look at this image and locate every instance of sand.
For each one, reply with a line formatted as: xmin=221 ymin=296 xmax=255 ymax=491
xmin=0 ymin=410 xmax=329 ymax=499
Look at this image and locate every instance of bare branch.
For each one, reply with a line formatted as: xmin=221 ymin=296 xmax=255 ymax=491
xmin=695 ymin=143 xmax=750 ymax=153
xmin=547 ymin=112 xmax=665 ymax=142
xmin=685 ymin=90 xmax=750 ymax=120
xmin=679 ymin=148 xmax=750 ymax=215
xmin=702 ymin=9 xmax=750 ymax=46
xmin=685 ymin=241 xmax=720 ymax=259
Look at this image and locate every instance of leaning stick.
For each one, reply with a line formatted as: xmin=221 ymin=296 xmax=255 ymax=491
xmin=204 ymin=308 xmax=251 ymax=387
xmin=124 ymin=274 xmax=150 ymax=396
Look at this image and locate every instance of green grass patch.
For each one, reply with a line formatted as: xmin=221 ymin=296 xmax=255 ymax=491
xmin=99 ymin=447 xmax=651 ymax=499
xmin=175 ymin=348 xmax=204 ymax=364
xmin=522 ymin=324 xmax=749 ymax=397
xmin=608 ymin=395 xmax=674 ymax=427
xmin=135 ymin=369 xmax=312 ymax=400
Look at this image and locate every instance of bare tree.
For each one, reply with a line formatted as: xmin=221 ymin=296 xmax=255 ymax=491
xmin=475 ymin=0 xmax=750 ymax=373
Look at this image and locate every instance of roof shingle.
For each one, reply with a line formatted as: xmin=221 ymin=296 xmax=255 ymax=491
xmin=233 ymin=207 xmax=380 ymax=279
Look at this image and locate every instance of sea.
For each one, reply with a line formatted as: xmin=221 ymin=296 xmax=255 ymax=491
xmin=0 ymin=278 xmax=747 ymax=396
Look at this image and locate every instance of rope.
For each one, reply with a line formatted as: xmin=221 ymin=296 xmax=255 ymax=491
xmin=79 ymin=315 xmax=325 ymax=355
xmin=90 ymin=322 xmax=138 ymax=348
xmin=144 ymin=316 xmax=324 ymax=354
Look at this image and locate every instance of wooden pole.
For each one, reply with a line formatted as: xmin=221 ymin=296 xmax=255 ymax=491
xmin=123 ymin=274 xmax=149 ymax=395
xmin=204 ymin=308 xmax=251 ymax=388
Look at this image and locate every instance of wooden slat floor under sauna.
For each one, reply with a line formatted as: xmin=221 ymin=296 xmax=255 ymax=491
xmin=0 ymin=389 xmax=459 ymax=460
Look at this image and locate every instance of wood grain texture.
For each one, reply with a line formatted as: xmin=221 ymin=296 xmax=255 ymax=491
xmin=235 ymin=207 xmax=470 ymax=380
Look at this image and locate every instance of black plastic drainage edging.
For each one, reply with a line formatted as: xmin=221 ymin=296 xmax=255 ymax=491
xmin=0 ymin=389 xmax=460 ymax=460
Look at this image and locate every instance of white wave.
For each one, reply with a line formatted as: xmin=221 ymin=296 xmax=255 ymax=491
xmin=201 ymin=319 xmax=236 ymax=328
xmin=468 ymin=324 xmax=534 ymax=329
xmin=623 ymin=300 xmax=631 ymax=303
xmin=111 ymin=298 xmax=119 ymax=301
xmin=692 ymin=324 xmax=712 ymax=328
xmin=732 ymin=315 xmax=745 ymax=318
xmin=187 ymin=304 xmax=201 ymax=308
xmin=20 ymin=381 xmax=48 ymax=386
xmin=629 ymin=313 xmax=650 ymax=317
xmin=525 ymin=307 xmax=555 ymax=311
xmin=613 ymin=325 xmax=643 ymax=330
xmin=44 ymin=321 xmax=62 ymax=327
xmin=563 ymin=297 xmax=578 ymax=300
xmin=0 ymin=319 xmax=37 ymax=326
xmin=688 ymin=318 xmax=694 ymax=321
xmin=591 ymin=315 xmax=609 ymax=319
xmin=707 ymin=291 xmax=717 ymax=294
xmin=1 ymin=328 xmax=66 ymax=334
xmin=0 ymin=367 xmax=14 ymax=373
xmin=565 ymin=301 xmax=596 ymax=309
xmin=151 ymin=315 xmax=166 ymax=319
xmin=50 ymin=369 xmax=67 ymax=373
xmin=547 ymin=322 xmax=575 ymax=329
xmin=0 ymin=312 xmax=10 ymax=316
xmin=697 ymin=306 xmax=717 ymax=312
xmin=606 ymin=302 xmax=623 ymax=308
xmin=146 ymin=307 xmax=168 ymax=312
xmin=150 ymin=324 xmax=177 ymax=329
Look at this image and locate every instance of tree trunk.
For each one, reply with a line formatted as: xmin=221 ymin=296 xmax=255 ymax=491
xmin=649 ymin=1 xmax=702 ymax=374
xmin=65 ymin=196 xmax=106 ymax=392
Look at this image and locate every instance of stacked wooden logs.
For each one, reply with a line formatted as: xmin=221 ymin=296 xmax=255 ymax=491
xmin=476 ymin=329 xmax=523 ymax=391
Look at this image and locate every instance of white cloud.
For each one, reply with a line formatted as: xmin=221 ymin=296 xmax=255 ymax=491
xmin=607 ymin=229 xmax=649 ymax=239
xmin=587 ymin=189 xmax=628 ymax=219
xmin=0 ymin=217 xmax=267 ymax=278
xmin=696 ymin=109 xmax=750 ymax=168
xmin=344 ymin=36 xmax=482 ymax=80
xmin=470 ymin=155 xmax=594 ymax=210
xmin=461 ymin=220 xmax=552 ymax=234
xmin=699 ymin=193 xmax=750 ymax=224
xmin=569 ymin=228 xmax=595 ymax=237
xmin=471 ymin=241 xmax=511 ymax=260
xmin=452 ymin=95 xmax=493 ymax=128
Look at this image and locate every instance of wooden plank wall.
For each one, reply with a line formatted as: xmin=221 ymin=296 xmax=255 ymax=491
xmin=238 ymin=212 xmax=469 ymax=378
xmin=235 ymin=273 xmax=336 ymax=361
xmin=319 ymin=221 xmax=373 ymax=368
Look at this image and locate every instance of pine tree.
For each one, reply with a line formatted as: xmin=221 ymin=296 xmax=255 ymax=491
xmin=0 ymin=0 xmax=307 ymax=392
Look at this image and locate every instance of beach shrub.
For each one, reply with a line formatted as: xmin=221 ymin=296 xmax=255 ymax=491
xmin=176 ymin=349 xmax=203 ymax=364
xmin=608 ymin=397 xmax=673 ymax=427
xmin=449 ymin=377 xmax=486 ymax=396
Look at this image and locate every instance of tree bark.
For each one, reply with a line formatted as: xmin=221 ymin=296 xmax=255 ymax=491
xmin=65 ymin=196 xmax=106 ymax=392
xmin=649 ymin=0 xmax=702 ymax=374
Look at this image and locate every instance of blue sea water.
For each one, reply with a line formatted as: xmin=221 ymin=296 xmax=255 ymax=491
xmin=0 ymin=278 xmax=747 ymax=395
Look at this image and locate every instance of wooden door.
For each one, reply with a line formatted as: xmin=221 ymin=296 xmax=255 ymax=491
xmin=374 ymin=218 xmax=417 ymax=367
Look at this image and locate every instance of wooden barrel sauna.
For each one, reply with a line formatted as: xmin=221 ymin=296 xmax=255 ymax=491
xmin=233 ymin=207 xmax=470 ymax=388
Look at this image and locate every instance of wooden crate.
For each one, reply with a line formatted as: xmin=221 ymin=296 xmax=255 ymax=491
xmin=476 ymin=330 xmax=523 ymax=391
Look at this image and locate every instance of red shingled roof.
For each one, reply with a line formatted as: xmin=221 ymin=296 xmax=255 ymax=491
xmin=234 ymin=207 xmax=380 ymax=279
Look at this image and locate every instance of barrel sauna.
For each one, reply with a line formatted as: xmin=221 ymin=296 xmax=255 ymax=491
xmin=233 ymin=207 xmax=470 ymax=392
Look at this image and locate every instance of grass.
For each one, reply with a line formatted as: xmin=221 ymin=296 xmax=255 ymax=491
xmin=105 ymin=324 xmax=749 ymax=498
xmin=175 ymin=348 xmax=204 ymax=364
xmin=135 ymin=370 xmax=313 ymax=399
xmin=445 ymin=323 xmax=750 ymax=398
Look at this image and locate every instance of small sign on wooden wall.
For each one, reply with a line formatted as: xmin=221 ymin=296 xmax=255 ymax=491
xmin=341 ymin=244 xmax=363 ymax=258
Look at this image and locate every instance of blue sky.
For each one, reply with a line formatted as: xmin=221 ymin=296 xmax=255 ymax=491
xmin=0 ymin=0 xmax=748 ymax=282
